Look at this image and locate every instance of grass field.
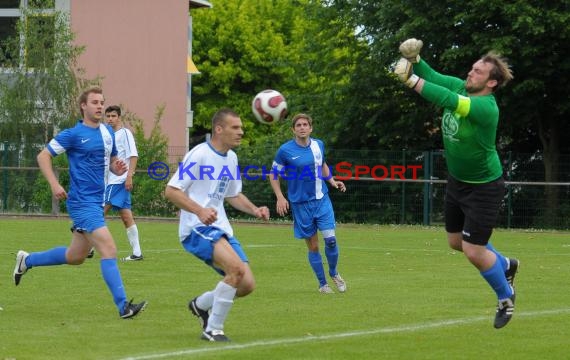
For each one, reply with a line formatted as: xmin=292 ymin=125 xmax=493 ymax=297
xmin=1 ymin=218 xmax=570 ymax=360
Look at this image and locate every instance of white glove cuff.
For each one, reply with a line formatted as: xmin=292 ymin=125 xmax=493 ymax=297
xmin=406 ymin=74 xmax=420 ymax=89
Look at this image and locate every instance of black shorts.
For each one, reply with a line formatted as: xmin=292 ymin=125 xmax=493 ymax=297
xmin=444 ymin=175 xmax=505 ymax=245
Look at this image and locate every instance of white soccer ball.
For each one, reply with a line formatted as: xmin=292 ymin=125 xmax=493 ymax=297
xmin=251 ymin=89 xmax=288 ymax=125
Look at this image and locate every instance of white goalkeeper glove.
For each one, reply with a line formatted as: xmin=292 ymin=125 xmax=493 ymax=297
xmin=391 ymin=57 xmax=420 ymax=89
xmin=399 ymin=38 xmax=423 ymax=63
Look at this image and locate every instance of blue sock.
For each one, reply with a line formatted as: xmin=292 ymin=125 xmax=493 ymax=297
xmin=100 ymin=259 xmax=127 ymax=313
xmin=324 ymin=239 xmax=339 ymax=277
xmin=26 ymin=247 xmax=67 ymax=268
xmin=480 ymin=258 xmax=513 ymax=300
xmin=308 ymin=251 xmax=327 ymax=287
xmin=486 ymin=243 xmax=508 ymax=271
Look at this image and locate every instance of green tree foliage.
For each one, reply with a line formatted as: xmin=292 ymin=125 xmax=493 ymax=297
xmin=191 ymin=0 xmax=365 ymax=147
xmin=0 ymin=10 xmax=93 ymax=150
xmin=124 ymin=106 xmax=178 ymax=217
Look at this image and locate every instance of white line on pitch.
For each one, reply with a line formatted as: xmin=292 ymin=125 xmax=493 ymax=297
xmin=117 ymin=308 xmax=570 ymax=360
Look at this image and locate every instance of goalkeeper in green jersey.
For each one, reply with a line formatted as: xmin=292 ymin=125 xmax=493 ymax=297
xmin=393 ymin=39 xmax=518 ymax=329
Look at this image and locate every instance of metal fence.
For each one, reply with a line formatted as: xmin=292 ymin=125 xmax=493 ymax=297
xmin=2 ymin=142 xmax=570 ymax=230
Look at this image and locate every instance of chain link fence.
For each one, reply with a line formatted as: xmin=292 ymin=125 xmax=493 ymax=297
xmin=2 ymin=141 xmax=570 ymax=229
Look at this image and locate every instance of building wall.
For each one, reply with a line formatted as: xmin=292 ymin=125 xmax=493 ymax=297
xmin=70 ymin=0 xmax=189 ymax=152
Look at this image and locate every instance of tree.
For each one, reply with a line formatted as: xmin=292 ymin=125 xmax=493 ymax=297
xmin=0 ymin=9 xmax=94 ymax=160
xmin=190 ymin=0 xmax=365 ymax=148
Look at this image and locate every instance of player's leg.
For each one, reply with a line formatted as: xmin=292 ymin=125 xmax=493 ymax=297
xmin=444 ymin=177 xmax=465 ymax=252
xmin=114 ymin=186 xmax=143 ymax=261
xmin=316 ymin=196 xmax=346 ymax=292
xmin=120 ymin=208 xmax=143 ymax=260
xmin=13 ymin=245 xmax=68 ymax=286
xmin=203 ymin=234 xmax=254 ymax=341
xmin=291 ymin=201 xmax=328 ymax=292
xmin=88 ymin=185 xmax=118 ymax=259
xmin=88 ymin=225 xmax=146 ymax=319
xmin=183 ymin=229 xmax=216 ymax=333
xmin=305 ymin=233 xmax=330 ymax=293
xmin=13 ymin=208 xmax=94 ymax=285
xmin=182 ymin=227 xmax=243 ymax=341
xmin=462 ymin=228 xmax=514 ymax=328
xmin=446 ymin=180 xmax=516 ymax=284
xmin=462 ymin=177 xmax=515 ymax=328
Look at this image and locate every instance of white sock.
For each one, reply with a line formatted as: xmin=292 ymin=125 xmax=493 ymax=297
xmin=196 ymin=291 xmax=214 ymax=311
xmin=206 ymin=281 xmax=236 ymax=332
xmin=126 ymin=224 xmax=142 ymax=256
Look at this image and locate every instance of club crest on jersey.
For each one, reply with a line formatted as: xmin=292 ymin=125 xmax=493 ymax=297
xmin=442 ymin=111 xmax=459 ymax=141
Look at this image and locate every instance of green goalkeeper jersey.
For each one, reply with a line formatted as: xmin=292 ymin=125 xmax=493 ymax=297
xmin=414 ymin=60 xmax=503 ymax=183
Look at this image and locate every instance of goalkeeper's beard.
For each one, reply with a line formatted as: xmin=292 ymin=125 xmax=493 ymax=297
xmin=465 ymin=80 xmax=485 ymax=94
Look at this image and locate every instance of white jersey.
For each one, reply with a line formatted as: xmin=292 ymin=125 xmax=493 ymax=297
xmin=167 ymin=142 xmax=241 ymax=241
xmin=107 ymin=127 xmax=138 ymax=184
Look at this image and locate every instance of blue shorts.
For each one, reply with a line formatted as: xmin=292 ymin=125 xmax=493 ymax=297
xmin=291 ymin=195 xmax=336 ymax=239
xmin=104 ymin=183 xmax=132 ymax=210
xmin=67 ymin=202 xmax=106 ymax=233
xmin=182 ymin=226 xmax=248 ymax=276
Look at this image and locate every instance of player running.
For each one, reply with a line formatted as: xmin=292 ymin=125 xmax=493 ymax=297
xmin=13 ymin=86 xmax=147 ymax=319
xmin=165 ymin=108 xmax=270 ymax=342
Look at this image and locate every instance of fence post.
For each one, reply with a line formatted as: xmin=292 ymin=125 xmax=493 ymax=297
xmin=2 ymin=141 xmax=8 ymax=211
xmin=51 ymin=168 xmax=60 ymax=215
xmin=422 ymin=150 xmax=431 ymax=225
xmin=506 ymin=151 xmax=512 ymax=229
xmin=400 ymin=148 xmax=406 ymax=224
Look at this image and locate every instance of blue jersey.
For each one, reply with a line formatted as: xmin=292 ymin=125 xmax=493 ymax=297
xmin=272 ymin=138 xmax=329 ymax=203
xmin=47 ymin=120 xmax=117 ymax=206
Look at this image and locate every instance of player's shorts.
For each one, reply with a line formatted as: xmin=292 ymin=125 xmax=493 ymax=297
xmin=291 ymin=194 xmax=336 ymax=239
xmin=445 ymin=175 xmax=505 ymax=245
xmin=181 ymin=226 xmax=248 ymax=276
xmin=67 ymin=202 xmax=106 ymax=233
xmin=104 ymin=183 xmax=132 ymax=210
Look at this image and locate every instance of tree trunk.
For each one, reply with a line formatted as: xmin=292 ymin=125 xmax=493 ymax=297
xmin=538 ymin=117 xmax=560 ymax=227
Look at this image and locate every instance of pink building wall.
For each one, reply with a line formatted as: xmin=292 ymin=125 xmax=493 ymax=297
xmin=70 ymin=0 xmax=189 ymax=153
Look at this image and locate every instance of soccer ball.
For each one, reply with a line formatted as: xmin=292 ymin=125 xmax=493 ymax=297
xmin=251 ymin=89 xmax=288 ymax=125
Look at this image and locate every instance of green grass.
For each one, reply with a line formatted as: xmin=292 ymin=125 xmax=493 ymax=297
xmin=1 ymin=218 xmax=570 ymax=359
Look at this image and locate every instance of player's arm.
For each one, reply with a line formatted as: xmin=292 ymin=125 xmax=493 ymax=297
xmin=393 ymin=57 xmax=463 ymax=92
xmin=399 ymin=38 xmax=463 ymax=90
xmin=125 ymin=129 xmax=138 ymax=191
xmin=415 ymin=80 xmax=472 ymax=117
xmin=164 ymin=185 xmax=218 ymax=225
xmin=109 ymin=155 xmax=127 ymax=176
xmin=413 ymin=60 xmax=464 ymax=90
xmin=393 ymin=58 xmax=469 ymax=115
xmin=225 ymin=193 xmax=270 ymax=220
xmin=322 ymin=162 xmax=346 ymax=192
xmin=37 ymin=148 xmax=67 ymax=200
xmin=125 ymin=155 xmax=138 ymax=191
xmin=268 ymin=162 xmax=289 ymax=216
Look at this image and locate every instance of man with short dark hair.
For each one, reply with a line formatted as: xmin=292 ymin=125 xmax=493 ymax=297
xmin=104 ymin=105 xmax=143 ymax=261
xmin=165 ymin=108 xmax=270 ymax=342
